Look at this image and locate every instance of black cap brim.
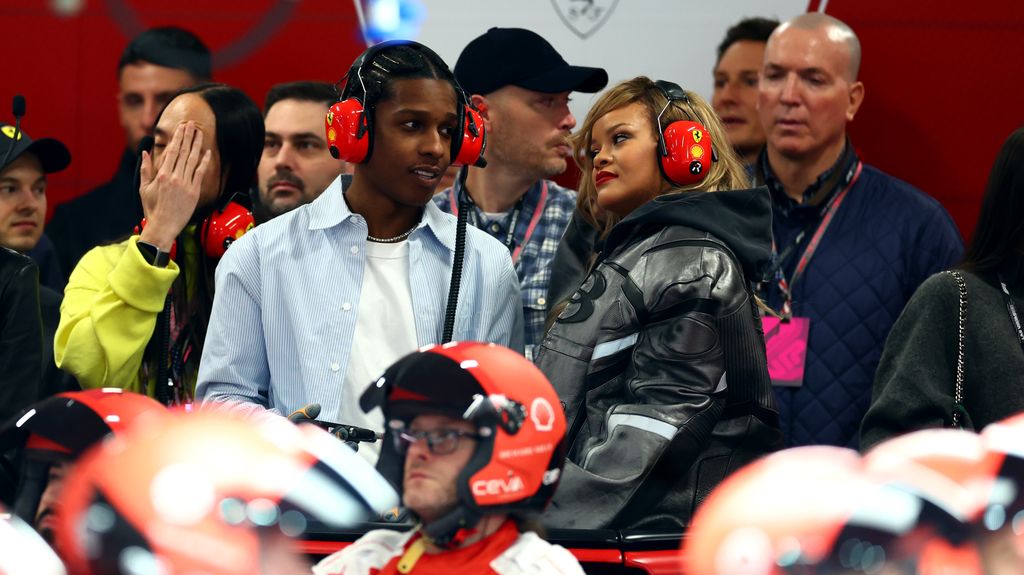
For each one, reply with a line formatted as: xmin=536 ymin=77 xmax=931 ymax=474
xmin=514 ymin=64 xmax=609 ymax=94
xmin=2 ymin=136 xmax=71 ymax=174
xmin=25 ymin=138 xmax=72 ymax=173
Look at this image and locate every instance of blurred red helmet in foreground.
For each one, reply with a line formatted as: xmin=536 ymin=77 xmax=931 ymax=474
xmin=55 ymin=411 xmax=398 ymax=575
xmin=685 ymin=442 xmax=992 ymax=575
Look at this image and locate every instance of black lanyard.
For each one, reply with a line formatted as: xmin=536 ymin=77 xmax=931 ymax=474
xmin=470 ymin=195 xmax=525 ymax=251
xmin=998 ymin=274 xmax=1024 ymax=354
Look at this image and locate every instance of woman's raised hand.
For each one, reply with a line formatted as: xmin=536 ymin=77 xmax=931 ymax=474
xmin=138 ymin=121 xmax=212 ymax=251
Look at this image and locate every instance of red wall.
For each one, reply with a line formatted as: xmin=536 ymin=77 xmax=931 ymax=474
xmin=3 ymin=1 xmax=1024 ymax=241
xmin=828 ymin=0 xmax=1024 ymax=240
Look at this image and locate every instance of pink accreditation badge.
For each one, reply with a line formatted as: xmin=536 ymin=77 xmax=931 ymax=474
xmin=762 ymin=316 xmax=810 ymax=387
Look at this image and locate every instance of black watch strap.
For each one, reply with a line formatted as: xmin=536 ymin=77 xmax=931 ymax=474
xmin=137 ymin=240 xmax=171 ymax=268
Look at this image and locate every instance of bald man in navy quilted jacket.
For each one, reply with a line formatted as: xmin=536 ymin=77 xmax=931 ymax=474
xmin=754 ymin=13 xmax=962 ymax=448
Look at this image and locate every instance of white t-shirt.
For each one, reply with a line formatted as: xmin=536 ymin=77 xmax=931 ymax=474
xmin=341 ymin=240 xmax=418 ymax=465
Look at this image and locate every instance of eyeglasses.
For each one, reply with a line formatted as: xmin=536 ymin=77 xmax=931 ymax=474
xmin=394 ymin=428 xmax=480 ymax=456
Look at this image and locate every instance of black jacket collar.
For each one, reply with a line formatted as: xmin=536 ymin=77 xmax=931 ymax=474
xmin=602 ymin=187 xmax=773 ymax=283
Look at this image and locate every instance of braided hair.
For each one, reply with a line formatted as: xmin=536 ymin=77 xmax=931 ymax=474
xmin=343 ymin=42 xmax=455 ymax=109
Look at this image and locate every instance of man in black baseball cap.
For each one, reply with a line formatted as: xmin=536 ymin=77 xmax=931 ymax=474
xmin=0 ymin=123 xmax=70 ymax=254
xmin=434 ymin=27 xmax=607 ymax=361
xmin=454 ymin=27 xmax=607 ymax=95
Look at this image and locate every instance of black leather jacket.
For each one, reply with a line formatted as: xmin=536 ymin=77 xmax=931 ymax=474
xmin=536 ymin=188 xmax=783 ymax=530
xmin=0 ymin=248 xmax=42 ymax=424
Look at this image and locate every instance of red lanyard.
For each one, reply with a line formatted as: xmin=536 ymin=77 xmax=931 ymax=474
xmin=775 ymin=161 xmax=863 ymax=318
xmin=449 ymin=181 xmax=548 ymax=266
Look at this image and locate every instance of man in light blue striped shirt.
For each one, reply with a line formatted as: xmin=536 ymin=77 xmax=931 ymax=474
xmin=195 ymin=42 xmax=523 ymax=458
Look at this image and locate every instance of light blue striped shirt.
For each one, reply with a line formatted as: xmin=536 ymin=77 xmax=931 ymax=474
xmin=196 ymin=176 xmax=523 ymax=417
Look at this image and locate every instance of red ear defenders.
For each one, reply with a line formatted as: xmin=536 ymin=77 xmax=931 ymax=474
xmin=199 ymin=196 xmax=255 ymax=258
xmin=135 ymin=193 xmax=254 ymax=260
xmin=325 ymin=40 xmax=487 ymax=168
xmin=133 ymin=136 xmax=255 ymax=260
xmin=653 ymin=80 xmax=717 ymax=186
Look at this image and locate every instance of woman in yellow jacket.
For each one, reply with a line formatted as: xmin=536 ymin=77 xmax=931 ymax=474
xmin=55 ymin=84 xmax=263 ymax=401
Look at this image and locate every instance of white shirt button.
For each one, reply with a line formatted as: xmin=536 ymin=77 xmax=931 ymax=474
xmin=350 ymin=246 xmax=359 ymax=255
xmin=537 ymin=297 xmax=547 ymax=306
xmin=490 ymin=223 xmax=501 ymax=233
xmin=342 ymin=302 xmax=352 ymax=311
xmin=330 ymin=362 xmax=340 ymax=372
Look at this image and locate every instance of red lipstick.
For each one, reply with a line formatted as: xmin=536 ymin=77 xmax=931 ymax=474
xmin=595 ymin=170 xmax=617 ymax=187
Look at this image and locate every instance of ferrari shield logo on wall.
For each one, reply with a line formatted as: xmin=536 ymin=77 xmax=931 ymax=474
xmin=551 ymin=0 xmax=619 ymax=39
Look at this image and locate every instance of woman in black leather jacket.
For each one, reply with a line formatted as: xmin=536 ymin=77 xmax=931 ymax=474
xmin=536 ymin=77 xmax=782 ymax=530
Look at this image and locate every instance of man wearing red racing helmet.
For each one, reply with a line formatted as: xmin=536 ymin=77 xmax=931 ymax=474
xmin=0 ymin=388 xmax=166 ymax=544
xmin=314 ymin=341 xmax=583 ymax=575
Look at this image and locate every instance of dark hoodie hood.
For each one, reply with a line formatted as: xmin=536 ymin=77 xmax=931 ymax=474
xmin=602 ymin=186 xmax=773 ymax=282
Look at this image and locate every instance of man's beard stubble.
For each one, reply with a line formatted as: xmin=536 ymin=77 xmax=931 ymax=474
xmin=488 ymin=126 xmax=568 ymax=181
xmin=264 ymin=171 xmax=306 ymax=216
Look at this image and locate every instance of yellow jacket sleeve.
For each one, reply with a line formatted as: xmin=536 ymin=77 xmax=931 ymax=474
xmin=55 ymin=236 xmax=179 ymax=393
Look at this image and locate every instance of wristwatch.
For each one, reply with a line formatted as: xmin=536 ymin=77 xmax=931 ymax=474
xmin=137 ymin=240 xmax=171 ymax=268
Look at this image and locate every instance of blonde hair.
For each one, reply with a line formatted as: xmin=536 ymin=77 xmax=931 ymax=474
xmin=572 ymin=76 xmax=749 ymax=238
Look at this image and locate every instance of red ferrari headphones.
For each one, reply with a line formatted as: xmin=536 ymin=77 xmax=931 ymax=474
xmin=653 ymin=79 xmax=718 ymax=186
xmin=198 ymin=195 xmax=255 ymax=258
xmin=134 ymin=192 xmax=254 ymax=260
xmin=325 ymin=40 xmax=487 ymax=167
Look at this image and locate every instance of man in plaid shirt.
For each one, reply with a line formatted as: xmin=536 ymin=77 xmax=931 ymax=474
xmin=434 ymin=28 xmax=607 ymax=359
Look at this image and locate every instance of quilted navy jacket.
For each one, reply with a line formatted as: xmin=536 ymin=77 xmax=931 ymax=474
xmin=761 ymin=158 xmax=963 ymax=448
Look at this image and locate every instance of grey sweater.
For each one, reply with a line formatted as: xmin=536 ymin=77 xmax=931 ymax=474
xmin=860 ymin=270 xmax=1024 ymax=451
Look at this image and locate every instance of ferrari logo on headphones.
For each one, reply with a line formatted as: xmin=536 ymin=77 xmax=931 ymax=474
xmin=1 ymin=126 xmax=22 ymax=140
xmin=326 ymin=111 xmax=334 ymax=125
xmin=692 ymin=129 xmax=703 ymax=143
xmin=235 ymin=222 xmax=254 ymax=240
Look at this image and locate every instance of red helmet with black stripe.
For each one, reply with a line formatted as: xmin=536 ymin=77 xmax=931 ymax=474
xmin=0 ymin=389 xmax=167 ymax=522
xmin=360 ymin=342 xmax=567 ymax=545
xmin=0 ymin=388 xmax=166 ymax=461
